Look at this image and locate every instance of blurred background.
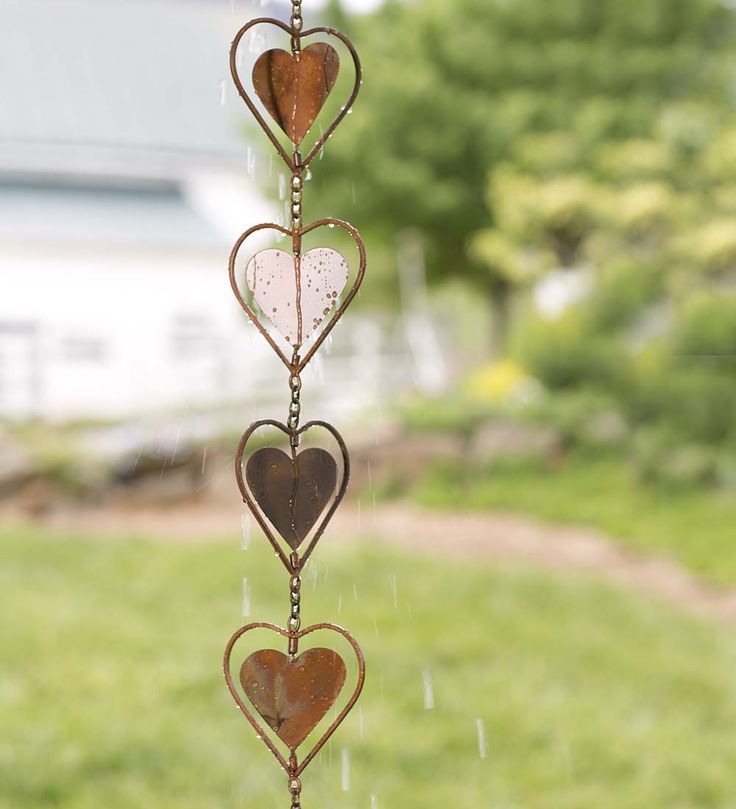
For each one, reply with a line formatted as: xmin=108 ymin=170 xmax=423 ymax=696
xmin=3 ymin=0 xmax=736 ymax=807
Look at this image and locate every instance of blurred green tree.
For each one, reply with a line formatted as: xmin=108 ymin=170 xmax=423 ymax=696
xmin=313 ymin=0 xmax=736 ymax=350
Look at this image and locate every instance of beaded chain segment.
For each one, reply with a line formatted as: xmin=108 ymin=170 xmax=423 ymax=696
xmin=223 ymin=3 xmax=366 ymax=806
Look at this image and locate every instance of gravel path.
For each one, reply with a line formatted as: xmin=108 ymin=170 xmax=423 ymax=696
xmin=20 ymin=495 xmax=736 ymax=625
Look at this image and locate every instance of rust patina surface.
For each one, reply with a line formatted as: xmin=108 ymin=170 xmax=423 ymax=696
xmin=246 ymin=446 xmax=338 ymax=550
xmin=253 ymin=43 xmax=340 ymax=144
xmin=240 ymin=647 xmax=347 ymax=749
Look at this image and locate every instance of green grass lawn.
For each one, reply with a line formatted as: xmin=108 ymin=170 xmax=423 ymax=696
xmin=3 ymin=526 xmax=736 ymax=808
xmin=414 ymin=456 xmax=736 ymax=586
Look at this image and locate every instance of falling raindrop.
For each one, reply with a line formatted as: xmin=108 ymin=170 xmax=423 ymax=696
xmin=422 ymin=668 xmax=435 ymax=710
xmin=248 ymin=30 xmax=265 ymax=54
xmin=341 ymin=748 xmax=350 ymax=791
xmin=390 ymin=573 xmax=397 ymax=609
xmin=311 ymin=352 xmax=325 ymax=384
xmin=370 ymin=796 xmax=379 ymax=809
xmin=219 ymin=79 xmax=227 ymax=105
xmin=246 ymin=146 xmax=256 ymax=177
xmin=357 ymin=706 xmax=365 ymax=740
xmin=201 ymin=446 xmax=208 ymax=475
xmin=278 ymin=174 xmax=287 ymax=200
xmin=337 ymin=594 xmax=343 ymax=614
xmin=476 ymin=718 xmax=488 ymax=759
xmin=241 ymin=514 xmax=252 ymax=550
xmin=242 ymin=577 xmax=251 ymax=617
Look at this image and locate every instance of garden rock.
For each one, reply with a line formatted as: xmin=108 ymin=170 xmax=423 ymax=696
xmin=579 ymin=411 xmax=629 ymax=448
xmin=472 ymin=421 xmax=563 ymax=465
xmin=0 ymin=431 xmax=34 ymax=496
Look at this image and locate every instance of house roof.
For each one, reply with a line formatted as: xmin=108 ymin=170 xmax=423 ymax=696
xmin=0 ymin=0 xmax=290 ymax=180
xmin=0 ymin=181 xmax=225 ymax=250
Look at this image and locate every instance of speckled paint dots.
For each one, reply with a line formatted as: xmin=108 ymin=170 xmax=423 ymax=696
xmin=245 ymin=247 xmax=349 ymax=346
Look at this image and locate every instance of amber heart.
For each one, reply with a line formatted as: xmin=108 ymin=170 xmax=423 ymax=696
xmin=246 ymin=447 xmax=337 ymax=550
xmin=240 ymin=648 xmax=346 ymax=749
xmin=253 ymin=43 xmax=340 ymax=145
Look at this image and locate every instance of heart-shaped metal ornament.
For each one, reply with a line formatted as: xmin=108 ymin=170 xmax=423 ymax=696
xmin=245 ymin=247 xmax=349 ymax=348
xmin=229 ymin=219 xmax=366 ymax=373
xmin=246 ymin=447 xmax=338 ymax=550
xmin=240 ymin=647 xmax=346 ymax=748
xmin=230 ymin=18 xmax=362 ymax=172
xmin=224 ymin=622 xmax=365 ymax=776
xmin=236 ymin=420 xmax=350 ymax=574
xmin=253 ymin=43 xmax=340 ymax=145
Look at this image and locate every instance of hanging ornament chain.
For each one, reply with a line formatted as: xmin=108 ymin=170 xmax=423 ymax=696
xmin=290 ymin=0 xmax=303 ymax=55
xmin=223 ymin=2 xmax=367 ymax=807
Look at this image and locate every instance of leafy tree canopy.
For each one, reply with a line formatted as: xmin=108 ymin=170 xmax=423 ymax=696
xmin=312 ymin=0 xmax=736 ymax=292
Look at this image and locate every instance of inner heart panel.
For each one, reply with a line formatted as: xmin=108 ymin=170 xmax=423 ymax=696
xmin=245 ymin=247 xmax=349 ymax=347
xmin=246 ymin=446 xmax=338 ymax=550
xmin=240 ymin=647 xmax=347 ymax=749
xmin=253 ymin=43 xmax=340 ymax=144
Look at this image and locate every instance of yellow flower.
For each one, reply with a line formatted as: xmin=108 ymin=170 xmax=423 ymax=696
xmin=466 ymin=360 xmax=528 ymax=402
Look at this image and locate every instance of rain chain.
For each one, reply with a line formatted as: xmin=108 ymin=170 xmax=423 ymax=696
xmin=223 ymin=3 xmax=366 ymax=806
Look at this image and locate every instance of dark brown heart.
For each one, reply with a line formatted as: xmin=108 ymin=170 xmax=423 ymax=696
xmin=246 ymin=447 xmax=337 ymax=550
xmin=240 ymin=648 xmax=346 ymax=749
xmin=252 ymin=43 xmax=340 ymax=145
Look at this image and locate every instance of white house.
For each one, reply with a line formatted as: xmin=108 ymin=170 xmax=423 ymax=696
xmin=0 ymin=0 xmax=439 ymax=428
xmin=0 ymin=0 xmax=292 ymax=421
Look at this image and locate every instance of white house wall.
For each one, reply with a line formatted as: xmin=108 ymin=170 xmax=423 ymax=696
xmin=0 ymin=245 xmax=273 ymax=421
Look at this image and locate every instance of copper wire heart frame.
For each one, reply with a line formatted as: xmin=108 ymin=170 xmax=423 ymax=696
xmin=229 ymin=219 xmax=366 ymax=374
xmin=224 ymin=621 xmax=365 ymax=777
xmin=236 ymin=419 xmax=350 ymax=575
xmin=230 ymin=18 xmax=362 ymax=173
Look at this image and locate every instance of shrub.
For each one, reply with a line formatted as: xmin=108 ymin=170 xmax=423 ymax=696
xmin=589 ymin=258 xmax=665 ymax=332
xmin=519 ymin=311 xmax=633 ymax=392
xmin=398 ymin=394 xmax=491 ymax=438
xmin=630 ymin=365 xmax=736 ymax=444
xmin=672 ymin=293 xmax=736 ymax=368
xmin=528 ymin=388 xmax=627 ymax=448
xmin=633 ymin=427 xmax=719 ymax=489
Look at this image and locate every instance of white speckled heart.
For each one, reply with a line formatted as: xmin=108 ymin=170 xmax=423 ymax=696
xmin=245 ymin=248 xmax=349 ymax=347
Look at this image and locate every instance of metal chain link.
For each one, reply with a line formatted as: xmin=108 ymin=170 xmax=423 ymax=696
xmin=290 ymin=0 xmax=303 ymax=54
xmin=287 ymin=372 xmax=302 ymax=446
xmin=289 ymin=776 xmax=302 ymax=808
xmin=287 ymin=574 xmax=301 ymax=656
xmin=290 ymin=172 xmax=303 ymax=237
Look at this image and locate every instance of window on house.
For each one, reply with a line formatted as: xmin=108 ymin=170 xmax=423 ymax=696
xmin=61 ymin=337 xmax=107 ymax=362
xmin=170 ymin=314 xmax=214 ymax=360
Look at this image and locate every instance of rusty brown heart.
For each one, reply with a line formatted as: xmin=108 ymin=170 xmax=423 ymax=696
xmin=253 ymin=43 xmax=340 ymax=145
xmin=236 ymin=420 xmax=350 ymax=575
xmin=228 ymin=219 xmax=366 ymax=374
xmin=224 ymin=622 xmax=365 ymax=776
xmin=246 ymin=447 xmax=337 ymax=551
xmin=240 ymin=647 xmax=346 ymax=748
xmin=230 ymin=18 xmax=362 ymax=172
